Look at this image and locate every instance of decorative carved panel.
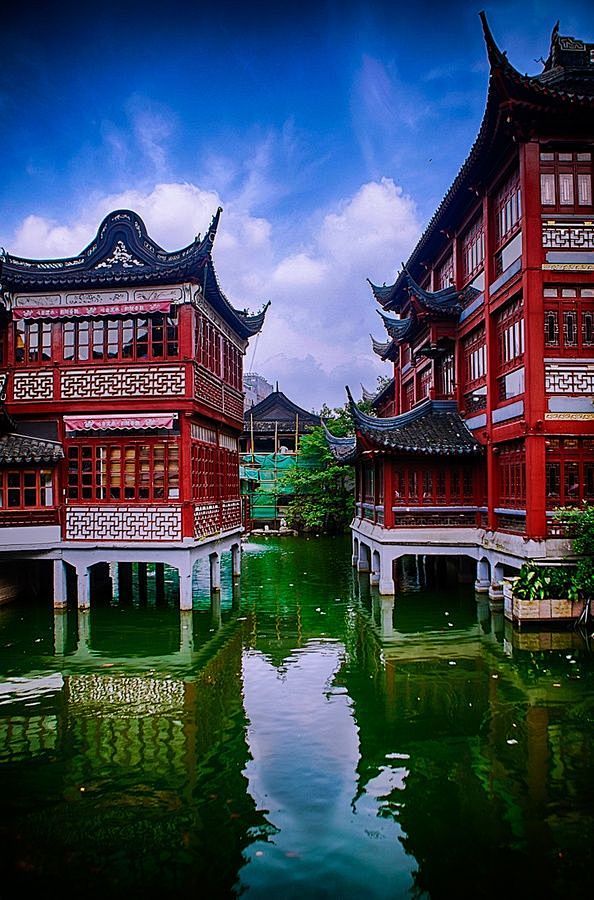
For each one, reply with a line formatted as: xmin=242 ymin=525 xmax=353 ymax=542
xmin=194 ymin=366 xmax=223 ymax=409
xmin=545 ymin=361 xmax=594 ymax=394
xmin=68 ymin=674 xmax=185 ymax=710
xmin=66 ymin=506 xmax=182 ymax=541
xmin=194 ymin=502 xmax=221 ymax=538
xmin=221 ymin=499 xmax=242 ymax=530
xmin=542 ymin=222 xmax=594 ymax=250
xmin=223 ymin=387 xmax=244 ymax=422
xmin=13 ymin=370 xmax=53 ymax=401
xmin=61 ymin=366 xmax=185 ymax=400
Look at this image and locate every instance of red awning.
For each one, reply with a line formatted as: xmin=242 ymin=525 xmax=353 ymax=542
xmin=64 ymin=414 xmax=176 ymax=432
xmin=12 ymin=301 xmax=173 ymax=320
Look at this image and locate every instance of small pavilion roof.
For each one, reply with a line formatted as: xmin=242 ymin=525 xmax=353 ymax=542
xmin=0 ymin=208 xmax=268 ymax=340
xmin=244 ymin=390 xmax=320 ymax=433
xmin=0 ymin=433 xmax=64 ymax=465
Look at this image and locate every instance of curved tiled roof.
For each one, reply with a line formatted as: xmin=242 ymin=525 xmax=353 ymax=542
xmin=347 ymin=389 xmax=483 ymax=457
xmin=244 ymin=390 xmax=320 ymax=430
xmin=377 ymin=310 xmax=416 ymax=342
xmin=370 ymin=334 xmax=397 ymax=361
xmin=322 ymin=422 xmax=358 ymax=464
xmin=368 ymin=13 xmax=594 ymax=313
xmin=0 ymin=433 xmax=64 ymax=465
xmin=0 ymin=208 xmax=268 ymax=340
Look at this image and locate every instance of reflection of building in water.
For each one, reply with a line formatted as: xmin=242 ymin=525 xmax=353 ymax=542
xmin=340 ymin=594 xmax=594 ymax=897
xmin=0 ymin=615 xmax=267 ymax=895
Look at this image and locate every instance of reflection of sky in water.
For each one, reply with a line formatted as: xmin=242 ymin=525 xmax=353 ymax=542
xmin=240 ymin=640 xmax=416 ymax=898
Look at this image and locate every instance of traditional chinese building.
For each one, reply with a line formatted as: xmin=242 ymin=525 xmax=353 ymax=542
xmin=240 ymin=389 xmax=320 ymax=528
xmin=0 ymin=208 xmax=267 ymax=608
xmin=326 ymin=16 xmax=594 ymax=596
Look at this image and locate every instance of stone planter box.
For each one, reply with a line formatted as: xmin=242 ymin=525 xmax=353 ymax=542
xmin=503 ymin=578 xmax=584 ymax=623
xmin=507 ymin=626 xmax=583 ymax=652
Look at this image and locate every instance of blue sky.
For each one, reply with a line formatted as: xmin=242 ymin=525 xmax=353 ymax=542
xmin=2 ymin=0 xmax=593 ymax=409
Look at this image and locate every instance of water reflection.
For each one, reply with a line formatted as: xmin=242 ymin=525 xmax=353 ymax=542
xmin=0 ymin=537 xmax=593 ymax=897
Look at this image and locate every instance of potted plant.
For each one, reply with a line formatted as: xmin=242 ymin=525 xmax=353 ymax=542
xmin=512 ymin=564 xmax=551 ymax=619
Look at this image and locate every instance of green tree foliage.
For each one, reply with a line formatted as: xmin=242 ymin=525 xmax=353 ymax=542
xmin=554 ymin=503 xmax=594 ymax=598
xmin=281 ymin=403 xmax=355 ymax=533
xmin=514 ymin=504 xmax=594 ymax=602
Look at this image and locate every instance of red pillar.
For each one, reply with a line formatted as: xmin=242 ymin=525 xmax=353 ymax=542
xmin=181 ymin=416 xmax=194 ymax=539
xmin=520 ymin=140 xmax=547 ymax=539
xmin=482 ymin=191 xmax=498 ymax=530
xmin=383 ymin=458 xmax=394 ymax=528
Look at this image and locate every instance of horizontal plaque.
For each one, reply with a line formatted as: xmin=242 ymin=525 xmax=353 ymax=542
xmin=64 ymin=413 xmax=176 ymax=431
xmin=12 ymin=287 xmax=182 ymax=319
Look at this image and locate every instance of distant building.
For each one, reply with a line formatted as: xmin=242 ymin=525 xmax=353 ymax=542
xmin=0 ymin=208 xmax=268 ymax=607
xmin=327 ymin=15 xmax=594 ymax=596
xmin=243 ymin=372 xmax=273 ymax=409
xmin=240 ymin=389 xmax=320 ymax=528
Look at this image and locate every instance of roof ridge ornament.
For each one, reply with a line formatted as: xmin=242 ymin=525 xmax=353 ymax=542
xmin=95 ymin=239 xmax=145 ymax=269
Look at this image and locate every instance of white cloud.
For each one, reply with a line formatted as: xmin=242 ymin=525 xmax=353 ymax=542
xmin=4 ymin=176 xmax=420 ymax=409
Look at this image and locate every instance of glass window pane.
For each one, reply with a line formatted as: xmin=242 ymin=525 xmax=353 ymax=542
xmin=578 ymin=173 xmax=592 ymax=205
xmin=559 ymin=173 xmax=574 ymax=205
xmin=540 ymin=173 xmax=555 ymax=205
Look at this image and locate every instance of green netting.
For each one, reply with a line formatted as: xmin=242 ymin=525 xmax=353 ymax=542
xmin=239 ymin=451 xmax=319 ymax=519
xmin=240 ymin=467 xmax=260 ymax=480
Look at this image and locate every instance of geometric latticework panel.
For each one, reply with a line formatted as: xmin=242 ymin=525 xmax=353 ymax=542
xmin=542 ymin=223 xmax=594 ymax=249
xmin=194 ymin=366 xmax=223 ymax=409
xmin=61 ymin=366 xmax=185 ymax=400
xmin=545 ymin=361 xmax=594 ymax=394
xmin=13 ymin=370 xmax=54 ymax=401
xmin=223 ymin=387 xmax=244 ymax=423
xmin=66 ymin=506 xmax=182 ymax=541
xmin=221 ymin=499 xmax=242 ymax=530
xmin=194 ymin=502 xmax=221 ymax=539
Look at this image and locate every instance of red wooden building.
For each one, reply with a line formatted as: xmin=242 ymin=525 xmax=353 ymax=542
xmin=0 ymin=208 xmax=267 ymax=607
xmin=327 ymin=16 xmax=594 ymax=596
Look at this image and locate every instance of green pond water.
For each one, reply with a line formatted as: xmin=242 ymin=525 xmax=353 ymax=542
xmin=1 ymin=536 xmax=594 ymax=898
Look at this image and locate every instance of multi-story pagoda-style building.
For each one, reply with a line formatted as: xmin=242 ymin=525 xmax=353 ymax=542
xmin=0 ymin=208 xmax=267 ymax=608
xmin=327 ymin=16 xmax=594 ymax=597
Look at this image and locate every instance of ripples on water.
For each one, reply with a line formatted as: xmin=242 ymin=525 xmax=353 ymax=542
xmin=0 ymin=536 xmax=593 ymax=898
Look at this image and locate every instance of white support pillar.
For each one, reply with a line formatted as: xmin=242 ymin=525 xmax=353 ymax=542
xmin=489 ymin=562 xmax=504 ymax=602
xmin=378 ymin=553 xmax=395 ymax=596
xmin=210 ymin=552 xmax=221 ymax=592
xmin=75 ymin=564 xmax=90 ymax=610
xmin=352 ymin=537 xmax=359 ymax=567
xmin=370 ymin=551 xmax=381 ymax=587
xmin=53 ymin=559 xmax=68 ymax=609
xmin=475 ymin=558 xmax=490 ymax=594
xmin=178 ymin=557 xmax=193 ymax=611
xmin=357 ymin=542 xmax=370 ymax=574
xmin=231 ymin=543 xmax=241 ymax=579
